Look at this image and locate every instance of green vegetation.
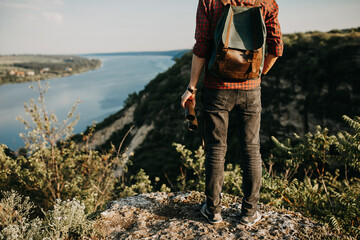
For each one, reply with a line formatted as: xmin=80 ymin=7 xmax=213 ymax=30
xmin=0 ymin=191 xmax=93 ymax=239
xmin=1 ymin=28 xmax=359 ymax=239
xmin=0 ymin=82 xmax=153 ymax=239
xmin=0 ymin=55 xmax=101 ymax=85
xmin=173 ymin=115 xmax=360 ymax=238
xmin=91 ymin=28 xmax=360 ymax=187
xmin=83 ymin=27 xmax=359 ymax=238
xmin=266 ymin=28 xmax=360 ymax=136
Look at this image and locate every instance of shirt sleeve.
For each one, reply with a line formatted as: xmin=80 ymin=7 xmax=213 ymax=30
xmin=265 ymin=0 xmax=284 ymax=57
xmin=193 ymin=0 xmax=212 ymax=58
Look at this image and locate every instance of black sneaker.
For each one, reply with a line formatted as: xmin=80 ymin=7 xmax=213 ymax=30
xmin=200 ymin=203 xmax=223 ymax=224
xmin=239 ymin=211 xmax=262 ymax=226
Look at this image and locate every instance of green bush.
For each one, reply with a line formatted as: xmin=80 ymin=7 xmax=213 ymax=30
xmin=172 ymin=143 xmax=243 ymax=196
xmin=173 ymin=115 xmax=360 ymax=238
xmin=43 ymin=198 xmax=93 ymax=239
xmin=0 ymin=190 xmax=98 ymax=240
xmin=117 ymin=168 xmax=153 ymax=198
xmin=0 ymin=82 xmax=122 ymax=212
xmin=1 ymin=80 xmax=153 ymax=205
xmin=0 ymin=81 xmax=154 ymax=238
xmin=172 ymin=143 xmax=205 ymax=192
xmin=262 ymin=116 xmax=360 ymax=238
xmin=0 ymin=190 xmax=43 ymax=240
xmin=337 ymin=116 xmax=360 ymax=173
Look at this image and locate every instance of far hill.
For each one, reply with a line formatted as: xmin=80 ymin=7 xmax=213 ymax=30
xmin=81 ymin=49 xmax=189 ymax=59
xmin=0 ymin=55 xmax=101 ymax=85
xmin=80 ymin=27 xmax=360 ymax=184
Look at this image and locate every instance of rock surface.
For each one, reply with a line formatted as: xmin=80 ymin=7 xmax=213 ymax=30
xmin=97 ymin=192 xmax=350 ymax=240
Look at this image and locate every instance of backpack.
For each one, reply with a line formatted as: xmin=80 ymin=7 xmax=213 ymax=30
xmin=208 ymin=0 xmax=266 ymax=81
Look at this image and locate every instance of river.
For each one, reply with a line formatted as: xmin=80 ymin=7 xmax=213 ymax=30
xmin=0 ymin=54 xmax=175 ymax=150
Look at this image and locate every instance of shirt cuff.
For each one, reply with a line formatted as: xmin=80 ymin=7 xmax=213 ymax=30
xmin=193 ymin=42 xmax=209 ymax=58
xmin=267 ymin=42 xmax=284 ymax=57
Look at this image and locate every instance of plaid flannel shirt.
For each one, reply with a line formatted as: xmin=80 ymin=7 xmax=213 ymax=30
xmin=193 ymin=0 xmax=284 ymax=90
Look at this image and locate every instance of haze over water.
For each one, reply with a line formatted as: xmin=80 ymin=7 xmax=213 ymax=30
xmin=0 ymin=54 xmax=174 ymax=150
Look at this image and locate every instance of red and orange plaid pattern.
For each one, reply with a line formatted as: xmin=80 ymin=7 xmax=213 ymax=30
xmin=193 ymin=0 xmax=284 ymax=90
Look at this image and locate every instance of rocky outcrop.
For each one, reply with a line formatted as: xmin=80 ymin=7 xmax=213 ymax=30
xmin=97 ymin=192 xmax=349 ymax=240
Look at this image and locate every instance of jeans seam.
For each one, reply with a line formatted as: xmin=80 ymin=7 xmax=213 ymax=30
xmin=222 ymin=90 xmax=231 ymax=110
xmin=203 ymin=88 xmax=232 ymax=111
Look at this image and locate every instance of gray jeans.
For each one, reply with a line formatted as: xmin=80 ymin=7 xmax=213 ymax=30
xmin=202 ymin=87 xmax=262 ymax=217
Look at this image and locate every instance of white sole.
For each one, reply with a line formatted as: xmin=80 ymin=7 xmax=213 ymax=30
xmin=240 ymin=212 xmax=262 ymax=226
xmin=200 ymin=204 xmax=222 ymax=224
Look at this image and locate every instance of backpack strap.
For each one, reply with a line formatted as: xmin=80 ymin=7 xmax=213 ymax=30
xmin=220 ymin=0 xmax=230 ymax=5
xmin=254 ymin=0 xmax=262 ymax=7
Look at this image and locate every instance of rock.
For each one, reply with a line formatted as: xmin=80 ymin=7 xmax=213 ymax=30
xmin=97 ymin=191 xmax=352 ymax=239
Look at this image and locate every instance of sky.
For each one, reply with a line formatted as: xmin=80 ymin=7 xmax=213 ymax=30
xmin=0 ymin=0 xmax=359 ymax=55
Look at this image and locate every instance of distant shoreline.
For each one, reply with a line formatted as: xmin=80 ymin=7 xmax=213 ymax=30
xmin=0 ymin=50 xmax=190 ymax=86
xmin=0 ymin=53 xmax=177 ymax=151
xmin=0 ymin=55 xmax=102 ymax=86
xmin=80 ymin=49 xmax=190 ymax=60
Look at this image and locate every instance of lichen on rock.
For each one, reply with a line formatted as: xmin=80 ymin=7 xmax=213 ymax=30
xmin=97 ymin=192 xmax=351 ymax=240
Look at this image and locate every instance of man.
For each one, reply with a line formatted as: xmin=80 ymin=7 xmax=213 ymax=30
xmin=181 ymin=0 xmax=283 ymax=226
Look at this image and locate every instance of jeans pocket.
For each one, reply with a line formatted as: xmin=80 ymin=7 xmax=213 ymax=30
xmin=203 ymin=88 xmax=231 ymax=111
xmin=246 ymin=88 xmax=262 ymax=113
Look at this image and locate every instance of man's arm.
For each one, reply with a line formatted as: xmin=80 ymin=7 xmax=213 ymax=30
xmin=262 ymin=53 xmax=278 ymax=75
xmin=263 ymin=0 xmax=283 ymax=75
xmin=180 ymin=0 xmax=210 ymax=108
xmin=180 ymin=54 xmax=206 ymax=108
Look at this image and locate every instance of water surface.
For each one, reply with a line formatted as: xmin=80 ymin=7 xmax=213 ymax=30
xmin=0 ymin=54 xmax=174 ymax=150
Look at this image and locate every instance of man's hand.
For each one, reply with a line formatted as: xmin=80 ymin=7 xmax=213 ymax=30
xmin=262 ymin=53 xmax=278 ymax=75
xmin=181 ymin=89 xmax=196 ymax=109
xmin=180 ymin=54 xmax=205 ymax=108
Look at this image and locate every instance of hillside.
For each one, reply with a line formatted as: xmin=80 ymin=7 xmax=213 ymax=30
xmin=1 ymin=28 xmax=359 ymax=239
xmin=84 ymin=28 xmax=360 ymax=184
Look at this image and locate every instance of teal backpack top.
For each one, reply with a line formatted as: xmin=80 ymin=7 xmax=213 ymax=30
xmin=208 ymin=0 xmax=267 ymax=81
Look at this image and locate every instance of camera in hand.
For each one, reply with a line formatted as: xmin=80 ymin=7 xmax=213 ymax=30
xmin=185 ymin=100 xmax=198 ymax=131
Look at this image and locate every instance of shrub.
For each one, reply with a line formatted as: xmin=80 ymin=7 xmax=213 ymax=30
xmin=172 ymin=143 xmax=205 ymax=192
xmin=43 ymin=198 xmax=93 ymax=240
xmin=172 ymin=143 xmax=243 ymax=195
xmin=0 ymin=190 xmax=98 ymax=240
xmin=0 ymin=81 xmax=152 ymax=213
xmin=337 ymin=115 xmax=360 ymax=173
xmin=173 ymin=115 xmax=360 ymax=238
xmin=117 ymin=168 xmax=153 ymax=198
xmin=263 ymin=116 xmax=360 ymax=238
xmin=0 ymin=190 xmax=43 ymax=240
xmin=0 ymin=81 xmax=154 ymax=239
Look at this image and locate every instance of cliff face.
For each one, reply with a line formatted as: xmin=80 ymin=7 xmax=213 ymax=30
xmin=86 ymin=105 xmax=137 ymax=149
xmin=97 ymin=191 xmax=349 ymax=239
xmin=85 ymin=104 xmax=155 ymax=155
xmin=85 ymin=28 xmax=360 ymax=183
